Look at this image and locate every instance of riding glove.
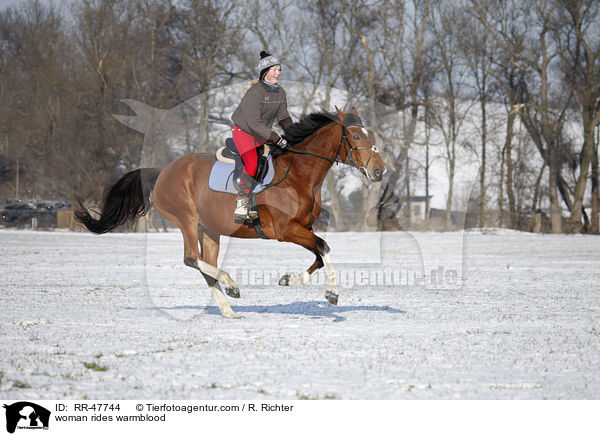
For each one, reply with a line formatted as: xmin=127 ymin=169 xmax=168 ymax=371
xmin=276 ymin=136 xmax=289 ymax=149
xmin=269 ymin=131 xmax=289 ymax=149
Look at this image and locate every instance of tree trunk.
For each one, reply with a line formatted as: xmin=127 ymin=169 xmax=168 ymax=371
xmin=425 ymin=141 xmax=431 ymax=230
xmin=401 ymin=102 xmax=419 ymax=228
xmin=567 ymin=113 xmax=595 ymax=233
xmin=405 ymin=151 xmax=411 ymax=228
xmin=591 ymin=137 xmax=599 ymax=234
xmin=479 ymin=99 xmax=487 ymax=228
xmin=326 ymin=172 xmax=344 ymax=231
xmin=505 ymin=111 xmax=517 ymax=228
xmin=445 ymin=158 xmax=455 ymax=231
xmin=362 ymin=178 xmax=383 ymax=231
xmin=498 ymin=146 xmax=505 ymax=227
xmin=531 ymin=164 xmax=545 ymax=212
xmin=549 ymin=155 xmax=562 ymax=233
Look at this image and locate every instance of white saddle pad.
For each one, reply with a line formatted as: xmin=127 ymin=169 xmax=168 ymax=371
xmin=208 ymin=155 xmax=275 ymax=195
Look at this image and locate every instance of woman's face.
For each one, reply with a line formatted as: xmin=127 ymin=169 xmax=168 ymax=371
xmin=263 ymin=65 xmax=281 ymax=85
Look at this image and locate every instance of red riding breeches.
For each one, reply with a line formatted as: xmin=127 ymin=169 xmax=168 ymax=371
xmin=232 ymin=126 xmax=264 ymax=178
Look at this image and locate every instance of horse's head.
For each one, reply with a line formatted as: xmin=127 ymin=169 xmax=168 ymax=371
xmin=336 ymin=107 xmax=385 ymax=182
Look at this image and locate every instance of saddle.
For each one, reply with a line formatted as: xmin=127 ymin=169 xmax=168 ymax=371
xmin=211 ymin=138 xmax=275 ymax=236
xmin=215 ymin=138 xmax=272 ymax=187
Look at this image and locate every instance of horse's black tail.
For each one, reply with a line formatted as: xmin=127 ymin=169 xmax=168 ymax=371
xmin=75 ymin=168 xmax=161 ymax=234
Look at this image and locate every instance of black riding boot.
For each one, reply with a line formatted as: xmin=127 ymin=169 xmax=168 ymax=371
xmin=233 ymin=172 xmax=255 ymax=223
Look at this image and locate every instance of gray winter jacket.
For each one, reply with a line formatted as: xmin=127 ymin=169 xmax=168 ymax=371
xmin=231 ymin=80 xmax=291 ymax=142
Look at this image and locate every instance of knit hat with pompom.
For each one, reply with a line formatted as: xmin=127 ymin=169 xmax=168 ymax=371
xmin=258 ymin=51 xmax=280 ymax=79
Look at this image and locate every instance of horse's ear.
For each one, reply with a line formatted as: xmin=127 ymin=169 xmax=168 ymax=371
xmin=335 ymin=106 xmax=347 ymax=122
xmin=351 ymin=107 xmax=359 ymax=117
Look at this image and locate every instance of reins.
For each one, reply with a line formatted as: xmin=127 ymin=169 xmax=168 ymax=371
xmin=264 ymin=123 xmax=377 ymax=188
xmin=263 ymin=151 xmax=294 ymax=188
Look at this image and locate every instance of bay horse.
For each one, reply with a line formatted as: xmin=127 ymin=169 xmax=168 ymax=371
xmin=76 ymin=107 xmax=385 ymax=318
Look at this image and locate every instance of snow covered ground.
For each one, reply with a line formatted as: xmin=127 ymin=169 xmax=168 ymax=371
xmin=0 ymin=229 xmax=598 ymax=399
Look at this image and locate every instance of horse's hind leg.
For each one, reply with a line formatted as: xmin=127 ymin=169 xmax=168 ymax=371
xmin=200 ymin=229 xmax=240 ymax=299
xmin=154 ymin=205 xmax=239 ymax=317
xmin=279 ymin=254 xmax=323 ymax=286
xmin=199 ymin=230 xmax=240 ymax=319
xmin=198 ymin=226 xmax=240 ymax=298
xmin=178 ymin=219 xmax=239 ymax=319
xmin=176 ymin=216 xmax=238 ymax=288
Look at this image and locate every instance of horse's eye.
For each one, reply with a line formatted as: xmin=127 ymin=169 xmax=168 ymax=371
xmin=353 ymin=135 xmax=360 ymax=141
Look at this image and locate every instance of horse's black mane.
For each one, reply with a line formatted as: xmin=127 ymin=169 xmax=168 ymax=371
xmin=282 ymin=111 xmax=361 ymax=146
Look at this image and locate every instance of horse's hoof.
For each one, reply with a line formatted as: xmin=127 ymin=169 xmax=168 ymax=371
xmin=279 ymin=274 xmax=291 ymax=286
xmin=325 ymin=291 xmax=338 ymax=305
xmin=223 ymin=311 xmax=241 ymax=319
xmin=226 ymin=287 xmax=240 ymax=298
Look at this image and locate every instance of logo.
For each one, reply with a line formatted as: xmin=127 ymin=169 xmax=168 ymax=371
xmin=3 ymin=402 xmax=50 ymax=434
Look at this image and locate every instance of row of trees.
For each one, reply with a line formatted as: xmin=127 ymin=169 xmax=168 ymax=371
xmin=1 ymin=0 xmax=599 ymax=233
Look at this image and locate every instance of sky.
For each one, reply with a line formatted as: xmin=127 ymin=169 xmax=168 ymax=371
xmin=0 ymin=0 xmax=76 ymax=13
xmin=0 ymin=0 xmax=25 ymax=10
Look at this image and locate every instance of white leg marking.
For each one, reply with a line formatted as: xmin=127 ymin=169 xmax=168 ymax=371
xmin=211 ymin=287 xmax=240 ymax=319
xmin=288 ymin=271 xmax=311 ymax=285
xmin=197 ymin=260 xmax=238 ymax=289
xmin=323 ymin=252 xmax=338 ymax=296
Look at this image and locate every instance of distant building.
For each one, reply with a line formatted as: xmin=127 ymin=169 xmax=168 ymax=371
xmin=402 ymin=195 xmax=432 ymax=223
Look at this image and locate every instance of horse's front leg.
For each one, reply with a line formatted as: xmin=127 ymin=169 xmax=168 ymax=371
xmin=279 ymin=225 xmax=339 ymax=305
xmin=321 ymin=250 xmax=339 ymax=305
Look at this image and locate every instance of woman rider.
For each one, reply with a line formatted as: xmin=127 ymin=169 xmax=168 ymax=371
xmin=231 ymin=50 xmax=293 ymax=223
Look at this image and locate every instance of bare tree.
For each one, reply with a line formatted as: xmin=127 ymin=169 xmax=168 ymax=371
xmin=592 ymin=127 xmax=599 ymax=233
xmin=459 ymin=6 xmax=498 ymax=228
xmin=329 ymin=0 xmax=394 ymax=229
xmin=471 ymin=0 xmax=575 ymax=233
xmin=556 ymin=0 xmax=600 ymax=232
xmin=0 ymin=0 xmax=73 ymax=199
xmin=430 ymin=0 xmax=473 ymax=230
xmin=3 ymin=0 xmax=599 ymax=236
xmin=387 ymin=0 xmax=436 ymax=228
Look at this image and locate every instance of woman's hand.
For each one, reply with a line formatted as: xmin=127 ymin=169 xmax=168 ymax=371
xmin=270 ymin=131 xmax=289 ymax=149
xmin=276 ymin=136 xmax=289 ymax=149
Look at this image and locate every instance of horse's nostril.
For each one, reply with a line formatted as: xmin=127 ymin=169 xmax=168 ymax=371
xmin=373 ymin=168 xmax=382 ymax=178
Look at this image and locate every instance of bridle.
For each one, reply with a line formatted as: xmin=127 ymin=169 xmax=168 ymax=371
xmin=340 ymin=124 xmax=380 ymax=175
xmin=289 ymin=123 xmax=378 ymax=167
xmin=265 ymin=122 xmax=379 ymax=188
